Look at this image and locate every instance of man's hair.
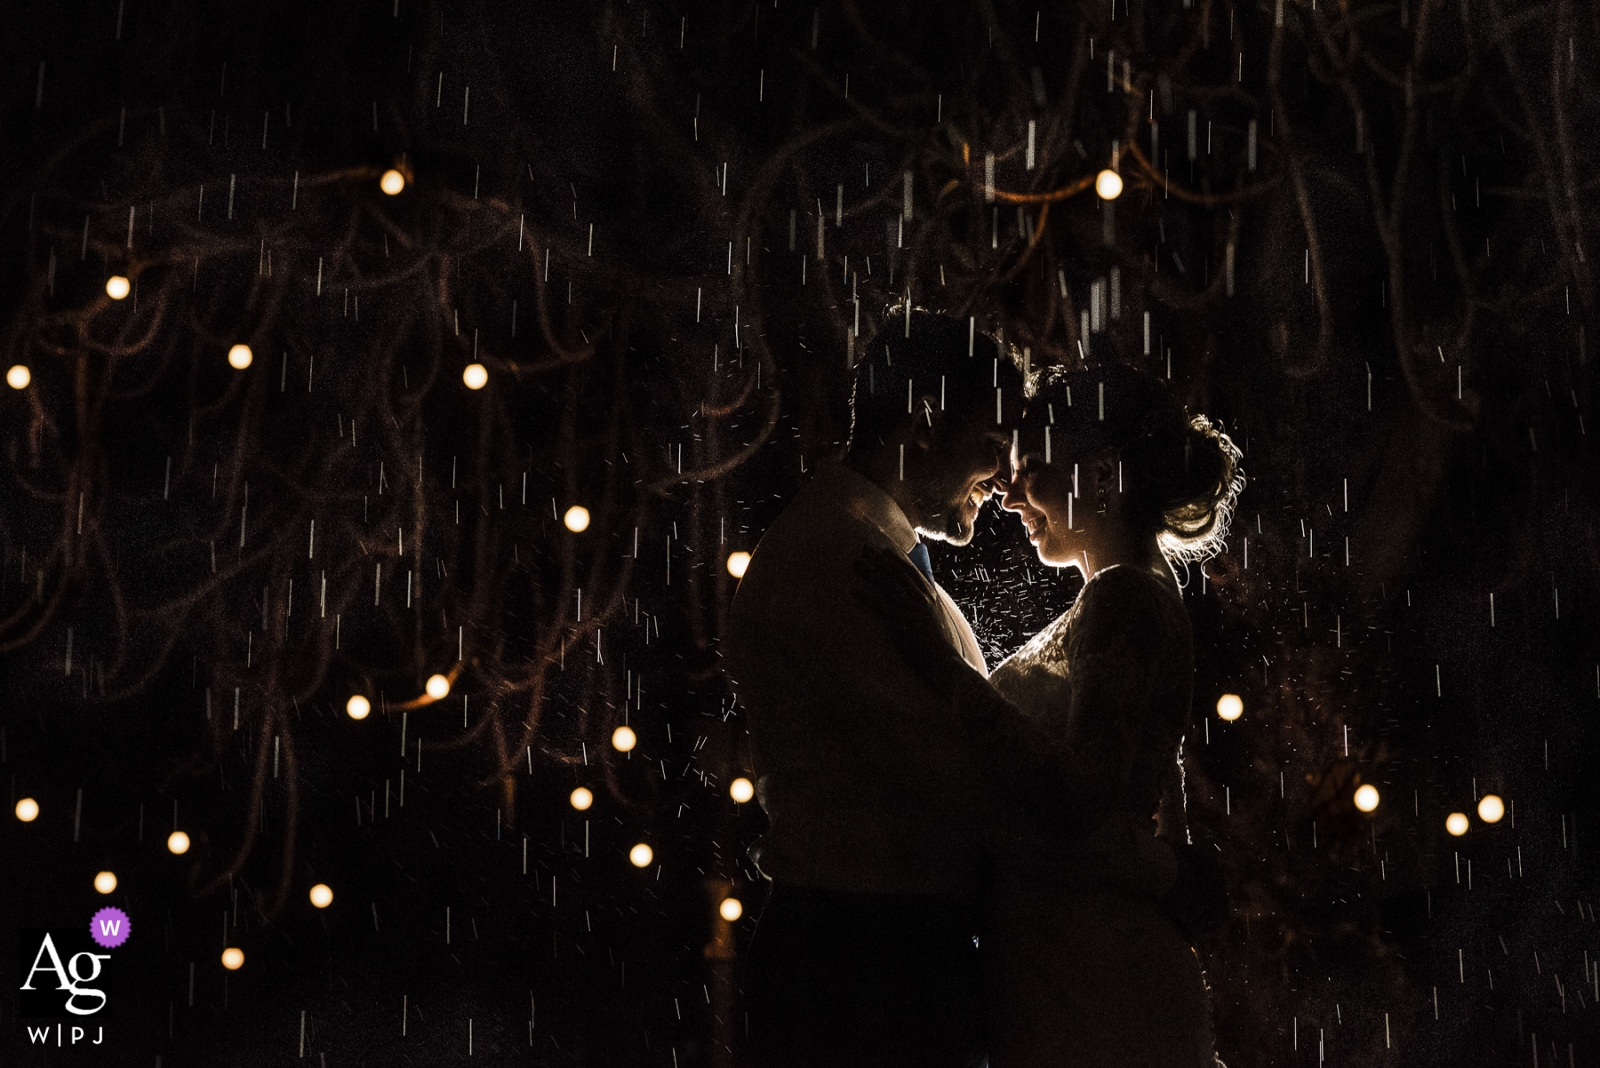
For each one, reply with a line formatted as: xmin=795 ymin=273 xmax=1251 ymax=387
xmin=846 ymin=309 xmax=1022 ymax=454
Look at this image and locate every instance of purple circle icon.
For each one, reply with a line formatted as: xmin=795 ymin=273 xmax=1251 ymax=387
xmin=90 ymin=907 xmax=131 ymax=949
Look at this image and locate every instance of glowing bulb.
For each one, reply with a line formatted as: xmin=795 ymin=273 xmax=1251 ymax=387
xmin=1477 ymin=794 xmax=1504 ymax=824
xmin=94 ymin=871 xmax=118 ymax=894
xmin=629 ymin=843 xmax=654 ymax=868
xmin=612 ymin=725 xmax=637 ymax=752
xmin=1216 ymin=694 xmax=1243 ymax=721
xmin=379 ymin=169 xmax=406 ymax=195
xmin=729 ymin=777 xmax=754 ymax=804
xmin=726 ymin=551 xmax=751 ymax=579
xmin=570 ymin=787 xmax=594 ymax=811
xmin=6 ymin=365 xmax=30 ymax=389
xmin=14 ymin=797 xmax=39 ymax=822
xmin=309 ymin=883 xmax=334 ymax=908
xmin=719 ymin=897 xmax=744 ymax=921
xmin=462 ymin=363 xmax=488 ymax=390
xmin=105 ymin=275 xmax=131 ymax=300
xmin=425 ymin=674 xmax=451 ymax=700
xmin=167 ymin=830 xmax=191 ymax=854
xmin=1445 ymin=812 xmax=1469 ymax=837
xmin=346 ymin=695 xmax=371 ymax=720
xmin=563 ymin=506 xmax=591 ymax=533
xmin=227 ymin=344 xmax=253 ymax=370
xmin=1353 ymin=784 xmax=1380 ymax=813
xmin=1095 ymin=169 xmax=1124 ymax=200
xmin=221 ymin=947 xmax=245 ymax=970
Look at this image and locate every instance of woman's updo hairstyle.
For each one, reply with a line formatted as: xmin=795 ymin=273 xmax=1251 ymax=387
xmin=1020 ymin=364 xmax=1245 ymax=564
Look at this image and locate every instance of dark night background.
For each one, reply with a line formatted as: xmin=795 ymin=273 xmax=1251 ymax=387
xmin=1 ymin=0 xmax=1596 ymax=1064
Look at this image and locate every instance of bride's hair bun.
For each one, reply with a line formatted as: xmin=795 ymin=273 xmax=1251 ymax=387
xmin=1144 ymin=412 xmax=1244 ymax=563
xmin=1021 ymin=365 xmax=1244 ymax=563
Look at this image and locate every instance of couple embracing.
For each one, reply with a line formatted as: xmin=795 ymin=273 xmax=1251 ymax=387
xmin=724 ymin=311 xmax=1242 ymax=1068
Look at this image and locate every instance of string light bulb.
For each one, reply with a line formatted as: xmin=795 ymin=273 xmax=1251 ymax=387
xmin=719 ymin=897 xmax=743 ymax=922
xmin=6 ymin=365 xmax=30 ymax=389
xmin=612 ymin=725 xmax=637 ymax=752
xmin=563 ymin=506 xmax=591 ymax=532
xmin=105 ymin=275 xmax=130 ymax=300
xmin=309 ymin=884 xmax=334 ymax=908
xmin=1216 ymin=694 xmax=1243 ymax=721
xmin=1353 ymin=784 xmax=1380 ymax=813
xmin=570 ymin=787 xmax=594 ymax=811
xmin=1445 ymin=812 xmax=1469 ymax=837
xmin=227 ymin=344 xmax=253 ymax=370
xmin=14 ymin=798 xmax=39 ymax=822
xmin=94 ymin=871 xmax=118 ymax=894
xmin=379 ymin=169 xmax=406 ymax=195
xmin=1095 ymin=169 xmax=1124 ymax=200
xmin=167 ymin=830 xmax=191 ymax=854
xmin=425 ymin=674 xmax=451 ymax=700
xmin=462 ymin=363 xmax=488 ymax=390
xmin=726 ymin=551 xmax=751 ymax=578
xmin=1477 ymin=794 xmax=1504 ymax=824
xmin=221 ymin=947 xmax=245 ymax=970
xmin=729 ymin=777 xmax=754 ymax=804
xmin=345 ymin=695 xmax=371 ymax=720
xmin=629 ymin=843 xmax=654 ymax=868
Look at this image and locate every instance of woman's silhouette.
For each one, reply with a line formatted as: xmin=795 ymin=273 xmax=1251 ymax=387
xmin=980 ymin=364 xmax=1242 ymax=1066
xmin=859 ymin=363 xmax=1242 ymax=1066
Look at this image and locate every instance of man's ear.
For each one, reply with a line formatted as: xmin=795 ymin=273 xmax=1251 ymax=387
xmin=907 ymin=393 xmax=944 ymax=451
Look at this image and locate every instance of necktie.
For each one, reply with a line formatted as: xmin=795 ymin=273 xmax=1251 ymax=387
xmin=907 ymin=541 xmax=934 ymax=584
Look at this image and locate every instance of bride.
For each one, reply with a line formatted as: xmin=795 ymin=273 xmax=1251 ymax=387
xmin=863 ymin=363 xmax=1242 ymax=1066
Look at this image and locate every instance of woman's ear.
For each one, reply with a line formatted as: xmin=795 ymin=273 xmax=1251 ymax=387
xmin=1088 ymin=453 xmax=1119 ymax=497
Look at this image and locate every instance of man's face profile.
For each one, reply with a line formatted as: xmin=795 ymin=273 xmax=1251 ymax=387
xmin=915 ymin=413 xmax=1011 ymax=546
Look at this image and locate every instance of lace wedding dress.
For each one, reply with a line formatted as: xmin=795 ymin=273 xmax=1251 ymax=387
xmin=982 ymin=564 xmax=1218 ymax=1068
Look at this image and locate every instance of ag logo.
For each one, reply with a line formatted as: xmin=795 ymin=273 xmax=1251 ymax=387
xmin=19 ymin=927 xmax=119 ymax=1018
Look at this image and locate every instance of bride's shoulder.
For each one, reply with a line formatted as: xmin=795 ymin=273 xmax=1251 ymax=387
xmin=1069 ymin=565 xmax=1190 ymax=652
xmin=1076 ymin=564 xmax=1183 ymax=614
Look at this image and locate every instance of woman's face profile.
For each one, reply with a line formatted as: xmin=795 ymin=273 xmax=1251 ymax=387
xmin=1000 ymin=441 xmax=1080 ymax=569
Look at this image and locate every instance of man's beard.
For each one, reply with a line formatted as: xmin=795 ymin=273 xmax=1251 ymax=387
xmin=914 ymin=483 xmax=980 ymax=546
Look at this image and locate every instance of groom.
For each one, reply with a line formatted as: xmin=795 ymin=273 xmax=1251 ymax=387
xmin=725 ymin=310 xmax=1024 ymax=1068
